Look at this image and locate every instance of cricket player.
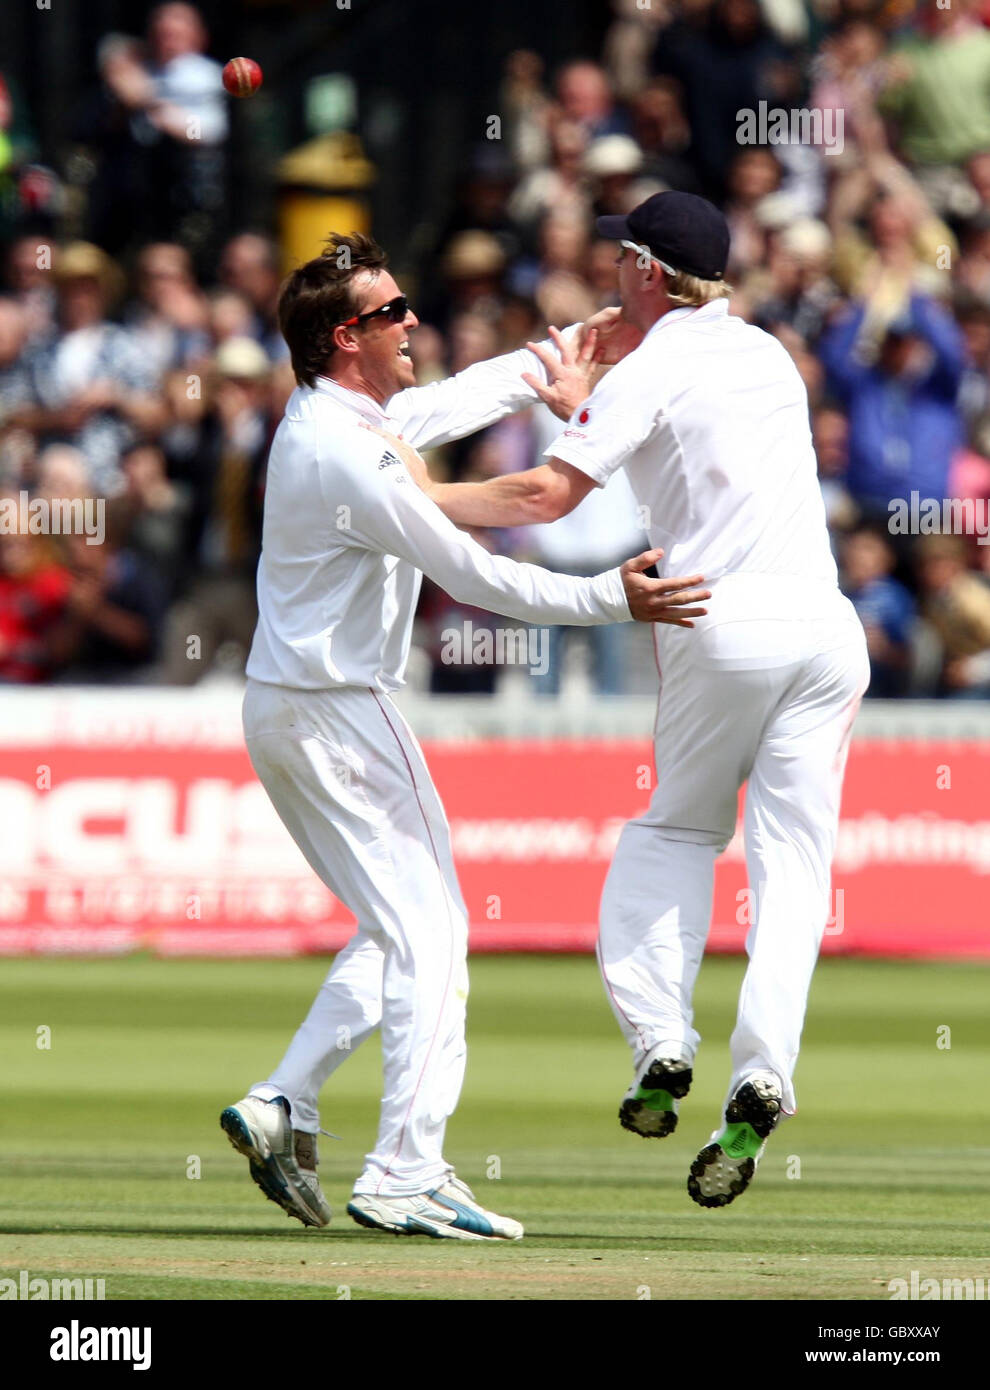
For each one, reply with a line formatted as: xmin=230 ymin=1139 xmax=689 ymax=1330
xmin=219 ymin=232 xmax=710 ymax=1241
xmin=407 ymin=193 xmax=870 ymax=1208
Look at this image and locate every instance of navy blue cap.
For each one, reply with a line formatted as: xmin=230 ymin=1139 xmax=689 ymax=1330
xmin=597 ymin=191 xmax=730 ymax=281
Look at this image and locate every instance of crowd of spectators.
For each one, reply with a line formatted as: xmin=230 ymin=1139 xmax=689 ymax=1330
xmin=3 ymin=0 xmax=990 ymax=697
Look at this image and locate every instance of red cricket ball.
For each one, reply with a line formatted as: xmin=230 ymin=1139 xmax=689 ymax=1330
xmin=222 ymin=57 xmax=263 ymax=98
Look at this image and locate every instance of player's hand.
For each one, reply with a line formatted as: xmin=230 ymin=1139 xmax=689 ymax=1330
xmin=583 ymin=306 xmax=645 ymax=365
xmin=620 ymin=548 xmax=710 ymax=627
xmin=521 ymin=326 xmax=598 ymax=422
xmin=360 ymin=422 xmax=433 ymax=493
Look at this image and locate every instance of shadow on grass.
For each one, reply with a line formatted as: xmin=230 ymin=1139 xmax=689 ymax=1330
xmin=0 ymin=1220 xmax=734 ymax=1248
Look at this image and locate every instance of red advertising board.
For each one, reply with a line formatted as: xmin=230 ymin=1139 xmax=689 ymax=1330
xmin=0 ymin=694 xmax=987 ymax=958
xmin=430 ymin=740 xmax=990 ymax=957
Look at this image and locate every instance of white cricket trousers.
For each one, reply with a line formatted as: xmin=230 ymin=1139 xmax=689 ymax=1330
xmin=598 ymin=587 xmax=870 ymax=1115
xmin=241 ymin=679 xmax=469 ymax=1197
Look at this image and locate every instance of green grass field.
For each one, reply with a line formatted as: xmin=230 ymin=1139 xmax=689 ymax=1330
xmin=1 ymin=953 xmax=988 ymax=1301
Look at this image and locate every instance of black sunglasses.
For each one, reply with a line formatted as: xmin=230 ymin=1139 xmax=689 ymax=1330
xmin=339 ymin=294 xmax=409 ymax=328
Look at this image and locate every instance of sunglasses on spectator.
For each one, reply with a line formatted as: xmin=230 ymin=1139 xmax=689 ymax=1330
xmin=618 ymin=240 xmax=676 ymax=276
xmin=338 ymin=294 xmax=409 ymax=328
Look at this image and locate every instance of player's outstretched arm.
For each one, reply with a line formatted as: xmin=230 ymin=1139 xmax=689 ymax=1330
xmin=360 ymin=423 xmax=591 ymax=527
xmin=386 ymin=323 xmax=593 ymax=451
xmin=342 ymin=430 xmax=709 ymax=629
xmin=429 ymin=458 xmax=593 ymax=527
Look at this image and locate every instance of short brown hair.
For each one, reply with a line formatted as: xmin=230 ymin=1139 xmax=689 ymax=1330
xmin=278 ymin=232 xmax=389 ymax=387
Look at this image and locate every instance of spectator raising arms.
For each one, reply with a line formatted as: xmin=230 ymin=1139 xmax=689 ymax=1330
xmin=820 ymin=293 xmax=967 ymax=517
xmin=99 ymin=3 xmax=227 ymax=265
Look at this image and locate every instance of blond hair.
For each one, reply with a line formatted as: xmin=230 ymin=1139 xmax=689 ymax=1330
xmin=666 ymin=269 xmax=733 ymax=306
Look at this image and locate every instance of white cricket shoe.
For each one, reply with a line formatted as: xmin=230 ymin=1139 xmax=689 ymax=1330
xmin=347 ymin=1175 xmax=523 ymax=1242
xmin=688 ymin=1075 xmax=782 ymax=1208
xmin=220 ymin=1094 xmax=332 ymax=1228
xmin=619 ymin=1044 xmax=693 ymax=1138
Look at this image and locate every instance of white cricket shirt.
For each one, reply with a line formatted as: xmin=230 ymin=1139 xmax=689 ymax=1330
xmin=547 ymin=301 xmax=843 ymax=628
xmin=246 ymin=345 xmax=632 ymax=692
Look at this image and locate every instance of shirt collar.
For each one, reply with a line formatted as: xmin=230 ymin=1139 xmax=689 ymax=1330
xmin=312 ymin=374 xmax=391 ymax=423
xmin=647 ymin=298 xmax=730 ymax=339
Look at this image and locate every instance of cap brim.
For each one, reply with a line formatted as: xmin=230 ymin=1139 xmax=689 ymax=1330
xmin=595 ymin=214 xmax=631 ymax=241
